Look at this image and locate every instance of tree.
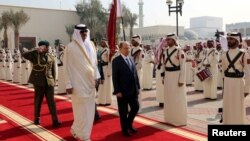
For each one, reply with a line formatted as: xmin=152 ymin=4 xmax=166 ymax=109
xmin=121 ymin=4 xmax=138 ymax=39
xmin=65 ymin=24 xmax=75 ymax=41
xmin=1 ymin=11 xmax=12 ymax=48
xmin=184 ymin=30 xmax=199 ymax=40
xmin=0 ymin=17 xmax=3 ymax=32
xmin=75 ymin=0 xmax=108 ymax=41
xmin=9 ymin=10 xmax=30 ymax=49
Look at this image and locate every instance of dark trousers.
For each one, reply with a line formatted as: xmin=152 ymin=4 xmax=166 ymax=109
xmin=34 ymin=84 xmax=58 ymax=121
xmin=117 ymin=97 xmax=139 ymax=133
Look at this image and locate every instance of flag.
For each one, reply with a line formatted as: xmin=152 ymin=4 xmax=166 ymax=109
xmin=107 ymin=0 xmax=117 ymax=61
xmin=116 ymin=0 xmax=122 ymax=18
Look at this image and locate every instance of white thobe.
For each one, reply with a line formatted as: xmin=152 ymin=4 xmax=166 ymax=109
xmin=202 ymin=48 xmax=219 ymax=99
xmin=222 ymin=48 xmax=250 ymax=124
xmin=194 ymin=49 xmax=206 ymax=91
xmin=161 ymin=46 xmax=187 ymax=126
xmin=0 ymin=53 xmax=6 ymax=80
xmin=20 ymin=58 xmax=30 ymax=85
xmin=156 ymin=68 xmax=164 ymax=103
xmin=97 ymin=47 xmax=112 ymax=105
xmin=64 ymin=40 xmax=99 ymax=140
xmin=57 ymin=51 xmax=66 ymax=94
xmin=5 ymin=53 xmax=13 ymax=81
xmin=217 ymin=49 xmax=225 ymax=88
xmin=142 ymin=50 xmax=154 ymax=89
xmin=13 ymin=52 xmax=22 ymax=83
xmin=185 ymin=50 xmax=194 ymax=85
xmin=130 ymin=46 xmax=144 ymax=112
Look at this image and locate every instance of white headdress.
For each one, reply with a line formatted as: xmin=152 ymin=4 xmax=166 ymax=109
xmin=72 ymin=24 xmax=95 ymax=65
xmin=227 ymin=32 xmax=242 ymax=43
xmin=131 ymin=34 xmax=142 ymax=44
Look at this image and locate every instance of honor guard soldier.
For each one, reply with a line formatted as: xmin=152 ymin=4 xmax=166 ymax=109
xmin=0 ymin=49 xmax=6 ymax=80
xmin=130 ymin=34 xmax=144 ymax=112
xmin=97 ymin=38 xmax=112 ymax=106
xmin=57 ymin=45 xmax=66 ymax=94
xmin=222 ymin=32 xmax=250 ymax=124
xmin=13 ymin=48 xmax=22 ymax=83
xmin=161 ymin=33 xmax=187 ymax=126
xmin=5 ymin=48 xmax=13 ymax=81
xmin=202 ymin=40 xmax=219 ymax=99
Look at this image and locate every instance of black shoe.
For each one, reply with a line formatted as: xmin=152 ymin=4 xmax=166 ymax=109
xmin=122 ymin=131 xmax=131 ymax=137
xmin=128 ymin=127 xmax=137 ymax=133
xmin=34 ymin=118 xmax=40 ymax=125
xmin=94 ymin=116 xmax=101 ymax=122
xmin=52 ymin=120 xmax=62 ymax=128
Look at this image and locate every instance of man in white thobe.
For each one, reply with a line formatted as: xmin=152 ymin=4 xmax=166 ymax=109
xmin=5 ymin=49 xmax=13 ymax=81
xmin=184 ymin=46 xmax=194 ymax=85
xmin=142 ymin=45 xmax=155 ymax=90
xmin=13 ymin=48 xmax=22 ymax=83
xmin=97 ymin=39 xmax=112 ymax=106
xmin=0 ymin=49 xmax=6 ymax=80
xmin=155 ymin=38 xmax=167 ymax=107
xmin=57 ymin=45 xmax=66 ymax=94
xmin=202 ymin=40 xmax=219 ymax=99
xmin=194 ymin=42 xmax=205 ymax=92
xmin=216 ymin=43 xmax=225 ymax=89
xmin=222 ymin=32 xmax=250 ymax=124
xmin=130 ymin=34 xmax=144 ymax=112
xmin=20 ymin=56 xmax=30 ymax=85
xmin=64 ymin=24 xmax=100 ymax=141
xmin=161 ymin=33 xmax=187 ymax=126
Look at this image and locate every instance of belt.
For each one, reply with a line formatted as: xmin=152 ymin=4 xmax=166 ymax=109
xmin=102 ymin=62 xmax=108 ymax=66
xmin=224 ymin=72 xmax=244 ymax=78
xmin=165 ymin=66 xmax=180 ymax=71
xmin=186 ymin=60 xmax=193 ymax=62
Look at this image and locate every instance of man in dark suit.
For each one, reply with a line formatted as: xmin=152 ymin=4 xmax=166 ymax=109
xmin=22 ymin=40 xmax=61 ymax=127
xmin=112 ymin=41 xmax=140 ymax=137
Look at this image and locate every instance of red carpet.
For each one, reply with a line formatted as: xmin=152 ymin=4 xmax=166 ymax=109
xmin=0 ymin=81 xmax=205 ymax=141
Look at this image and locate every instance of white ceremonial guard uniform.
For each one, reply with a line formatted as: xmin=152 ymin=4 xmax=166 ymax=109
xmin=5 ymin=49 xmax=13 ymax=81
xmin=57 ymin=49 xmax=66 ymax=94
xmin=97 ymin=47 xmax=112 ymax=105
xmin=130 ymin=34 xmax=144 ymax=112
xmin=194 ymin=49 xmax=206 ymax=91
xmin=217 ymin=48 xmax=225 ymax=88
xmin=202 ymin=47 xmax=219 ymax=99
xmin=221 ymin=32 xmax=250 ymax=124
xmin=13 ymin=49 xmax=22 ymax=83
xmin=185 ymin=49 xmax=195 ymax=85
xmin=162 ymin=46 xmax=187 ymax=126
xmin=141 ymin=49 xmax=154 ymax=89
xmin=20 ymin=57 xmax=30 ymax=85
xmin=155 ymin=47 xmax=166 ymax=106
xmin=64 ymin=25 xmax=100 ymax=141
xmin=0 ymin=49 xmax=6 ymax=80
xmin=161 ymin=45 xmax=187 ymax=126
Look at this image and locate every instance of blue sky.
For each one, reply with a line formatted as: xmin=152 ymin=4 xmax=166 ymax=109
xmin=0 ymin=0 xmax=250 ymax=29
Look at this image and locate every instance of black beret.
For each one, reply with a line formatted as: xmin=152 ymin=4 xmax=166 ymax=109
xmin=38 ymin=40 xmax=50 ymax=47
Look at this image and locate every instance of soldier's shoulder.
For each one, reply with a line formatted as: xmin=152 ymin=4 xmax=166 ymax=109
xmin=239 ymin=48 xmax=247 ymax=53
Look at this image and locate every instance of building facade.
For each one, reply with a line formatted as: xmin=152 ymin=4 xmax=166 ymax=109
xmin=0 ymin=5 xmax=80 ymax=51
xmin=226 ymin=22 xmax=250 ymax=39
xmin=125 ymin=25 xmax=184 ymax=46
xmin=190 ymin=16 xmax=223 ymax=39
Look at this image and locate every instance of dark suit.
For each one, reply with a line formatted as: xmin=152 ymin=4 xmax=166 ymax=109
xmin=22 ymin=49 xmax=58 ymax=122
xmin=112 ymin=55 xmax=140 ymax=134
